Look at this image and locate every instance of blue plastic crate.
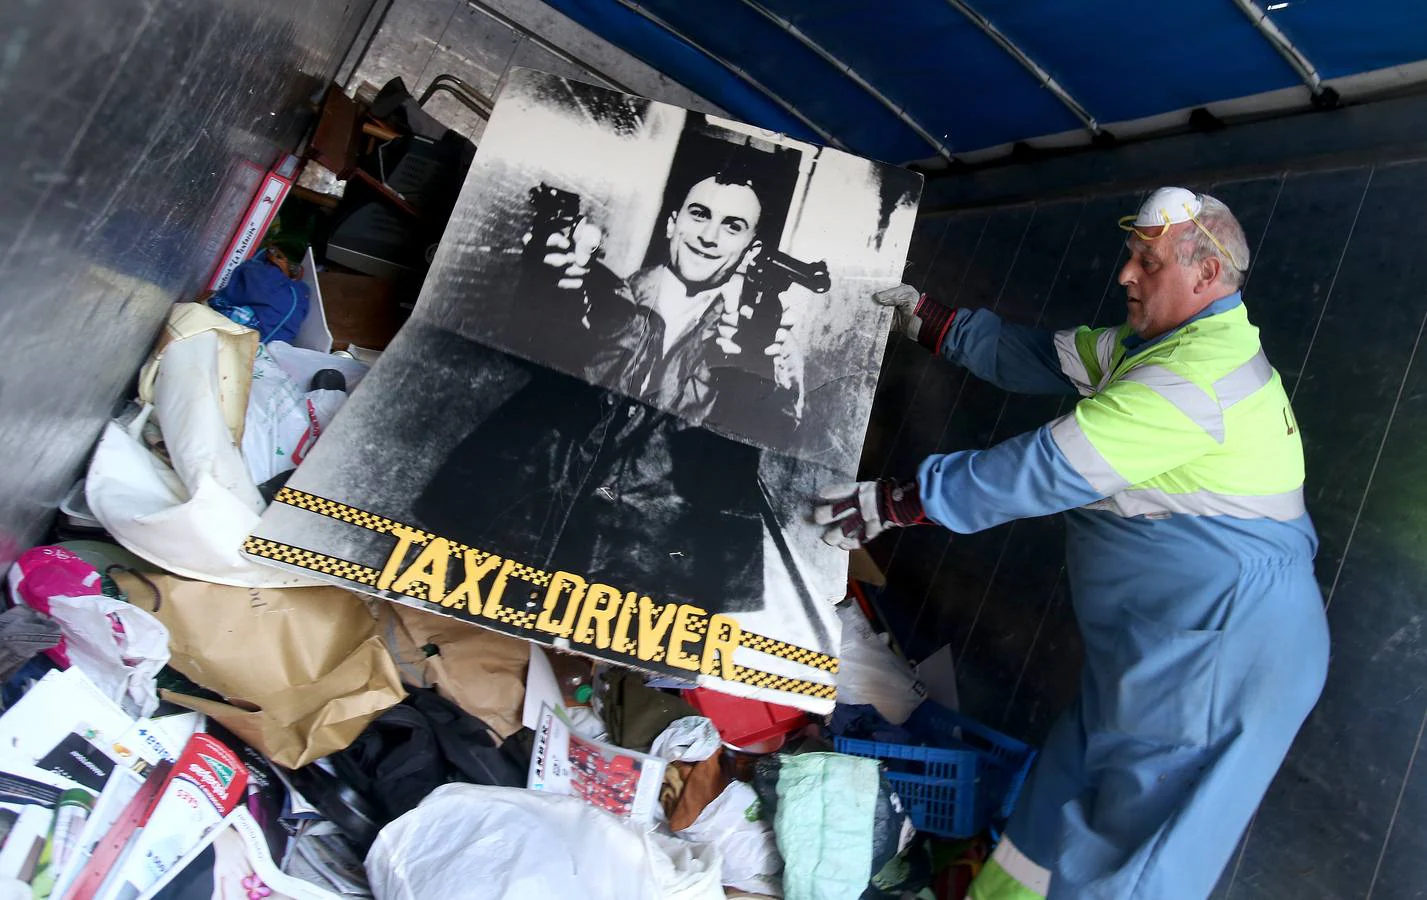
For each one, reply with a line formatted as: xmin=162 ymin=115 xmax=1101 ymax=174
xmin=834 ymin=703 xmax=1037 ymax=838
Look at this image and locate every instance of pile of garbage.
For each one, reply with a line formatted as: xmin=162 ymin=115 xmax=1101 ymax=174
xmin=0 ymin=294 xmax=1027 ymax=900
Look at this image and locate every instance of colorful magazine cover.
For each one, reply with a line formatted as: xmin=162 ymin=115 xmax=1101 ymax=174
xmin=528 ymin=704 xmax=666 ymax=823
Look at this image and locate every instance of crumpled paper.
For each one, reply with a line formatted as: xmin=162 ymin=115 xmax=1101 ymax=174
xmin=380 ymin=601 xmax=528 ymax=738
xmin=114 ymin=570 xmax=405 ymax=767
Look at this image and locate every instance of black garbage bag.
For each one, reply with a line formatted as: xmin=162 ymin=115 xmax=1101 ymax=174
xmin=325 ymin=687 xmax=525 ymax=826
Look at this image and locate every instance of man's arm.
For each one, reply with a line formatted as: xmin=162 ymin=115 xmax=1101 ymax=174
xmin=877 ymin=287 xmax=1122 ymax=397
xmin=918 ymin=366 xmax=1221 ymax=532
xmin=940 ymin=308 xmax=1078 ymax=395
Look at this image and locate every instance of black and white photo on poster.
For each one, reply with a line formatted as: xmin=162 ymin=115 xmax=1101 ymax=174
xmin=244 ymin=69 xmax=921 ymax=713
xmin=421 ymin=68 xmax=921 ymax=470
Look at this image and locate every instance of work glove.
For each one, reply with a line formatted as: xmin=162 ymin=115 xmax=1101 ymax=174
xmin=874 ymin=284 xmax=957 ymax=353
xmin=813 ymin=478 xmax=928 ymax=550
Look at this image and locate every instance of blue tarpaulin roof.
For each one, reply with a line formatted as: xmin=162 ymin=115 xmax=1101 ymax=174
xmin=538 ymin=0 xmax=1427 ymax=164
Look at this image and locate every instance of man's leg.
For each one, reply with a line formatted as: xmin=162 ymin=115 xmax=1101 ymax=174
xmin=1049 ymin=567 xmax=1329 ymax=898
xmin=971 ymin=701 xmax=1090 ymax=900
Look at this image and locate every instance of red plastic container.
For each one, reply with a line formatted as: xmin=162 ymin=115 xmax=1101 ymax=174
xmin=684 ymin=688 xmax=808 ymax=750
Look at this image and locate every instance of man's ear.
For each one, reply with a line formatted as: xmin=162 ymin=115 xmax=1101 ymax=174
xmin=665 ymin=212 xmax=676 ymax=241
xmin=1197 ymin=256 xmax=1223 ymax=292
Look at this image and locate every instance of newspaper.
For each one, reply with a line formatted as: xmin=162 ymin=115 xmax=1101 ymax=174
xmin=0 ymin=669 xmax=147 ymax=899
xmin=527 ymin=704 xmax=665 ymax=823
xmin=91 ymin=734 xmax=248 ymax=900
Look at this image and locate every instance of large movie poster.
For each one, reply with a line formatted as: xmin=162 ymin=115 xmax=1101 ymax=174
xmin=245 ymin=69 xmax=921 ymax=713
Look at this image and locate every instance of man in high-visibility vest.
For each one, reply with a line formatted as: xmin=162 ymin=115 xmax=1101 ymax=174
xmin=815 ymin=188 xmax=1329 ymax=899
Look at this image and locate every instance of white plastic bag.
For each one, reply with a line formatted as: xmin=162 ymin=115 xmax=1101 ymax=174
xmin=242 ymin=344 xmax=359 ymax=485
xmin=7 ymin=545 xmax=169 ymax=716
xmin=41 ymin=595 xmax=168 ymax=717
xmin=651 ymin=717 xmax=722 ymax=762
xmin=266 ymin=340 xmax=367 ymax=392
xmin=834 ymin=601 xmax=926 ymax=724
xmin=677 ymin=781 xmax=782 ymax=897
xmin=365 ymin=784 xmax=722 ymax=900
xmin=86 ymin=412 xmax=318 ymax=588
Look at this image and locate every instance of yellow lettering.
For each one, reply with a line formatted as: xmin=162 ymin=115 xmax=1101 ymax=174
xmin=700 ymin=614 xmax=742 ymax=679
xmin=391 ymin=537 xmax=451 ymax=604
xmin=666 ymin=604 xmax=705 ymax=671
xmin=611 ymin=591 xmax=639 ymax=655
xmin=536 ymin=571 xmax=586 ymax=638
xmin=573 ymin=583 xmax=622 ymax=649
xmin=441 ymin=550 xmax=503 ymax=611
xmin=481 ymin=558 xmax=518 ymax=619
xmin=377 ymin=525 xmax=425 ymax=590
xmin=636 ymin=596 xmax=677 ymax=663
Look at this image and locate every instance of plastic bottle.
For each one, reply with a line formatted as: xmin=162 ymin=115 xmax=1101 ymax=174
xmin=548 ymin=652 xmax=594 ymax=707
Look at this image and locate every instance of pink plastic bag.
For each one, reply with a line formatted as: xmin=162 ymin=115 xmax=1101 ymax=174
xmin=7 ymin=546 xmax=107 ymax=668
xmin=6 ymin=546 xmax=169 ymax=715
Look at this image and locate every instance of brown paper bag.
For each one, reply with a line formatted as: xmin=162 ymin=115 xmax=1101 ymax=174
xmin=379 ymin=601 xmax=528 ymax=738
xmin=114 ymin=571 xmax=405 ymax=767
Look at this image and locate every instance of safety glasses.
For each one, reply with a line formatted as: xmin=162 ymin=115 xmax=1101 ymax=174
xmin=1118 ymin=201 xmax=1246 ymax=271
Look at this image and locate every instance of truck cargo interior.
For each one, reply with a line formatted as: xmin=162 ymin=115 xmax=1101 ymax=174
xmin=4 ymin=1 xmax=1427 ymax=898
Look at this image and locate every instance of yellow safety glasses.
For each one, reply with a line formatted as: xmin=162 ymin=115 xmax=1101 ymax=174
xmin=1118 ymin=202 xmax=1246 ymax=271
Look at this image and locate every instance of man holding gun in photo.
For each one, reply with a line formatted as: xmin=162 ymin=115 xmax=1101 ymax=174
xmin=415 ymin=160 xmax=825 ymax=614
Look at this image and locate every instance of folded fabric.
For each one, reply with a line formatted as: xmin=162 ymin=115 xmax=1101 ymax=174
xmin=0 ymin=606 xmax=59 ymax=685
xmin=329 ymin=688 xmax=525 ymax=825
xmin=753 ymin=752 xmax=914 ymax=900
xmin=604 ymin=668 xmax=698 ymax=752
xmin=209 ymin=251 xmax=311 ymax=344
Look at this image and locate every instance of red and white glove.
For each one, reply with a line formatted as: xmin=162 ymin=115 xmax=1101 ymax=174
xmin=813 ymin=478 xmax=928 ymax=550
xmin=873 ymin=284 xmax=957 ymax=353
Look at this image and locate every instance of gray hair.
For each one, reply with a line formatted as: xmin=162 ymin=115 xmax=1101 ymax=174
xmin=1174 ymin=194 xmax=1250 ymax=289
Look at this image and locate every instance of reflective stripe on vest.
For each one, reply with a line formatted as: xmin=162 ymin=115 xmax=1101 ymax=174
xmin=1091 ymin=328 xmax=1120 ymax=392
xmin=1054 ymin=329 xmax=1094 ymax=396
xmin=1050 ymin=413 xmax=1129 ymax=495
xmin=1214 ymin=349 xmax=1274 ymax=410
xmin=1085 ymin=485 xmax=1308 ymax=521
xmin=1119 ymin=365 xmax=1225 ymax=443
xmin=1054 ymin=327 xmax=1121 ymax=397
xmin=1112 ymin=349 xmax=1276 ymax=444
xmin=976 ymin=836 xmax=1051 ymax=898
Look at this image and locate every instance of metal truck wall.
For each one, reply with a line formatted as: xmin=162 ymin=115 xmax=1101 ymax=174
xmin=864 ymin=162 xmax=1427 ymax=898
xmin=0 ymin=0 xmax=380 ymax=567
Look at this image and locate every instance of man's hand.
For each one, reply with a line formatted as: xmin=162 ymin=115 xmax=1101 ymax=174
xmin=715 ymin=256 xmax=808 ymax=417
xmin=874 ymin=284 xmax=923 ymax=340
xmin=521 ymin=219 xmax=605 ymax=327
xmin=766 ymin=307 xmax=805 ymax=418
xmin=874 ymin=283 xmax=957 ymax=352
xmin=813 ymin=478 xmax=928 ymax=550
xmin=523 ymin=219 xmax=604 ymax=290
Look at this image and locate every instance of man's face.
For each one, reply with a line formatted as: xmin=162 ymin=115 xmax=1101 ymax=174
xmin=1118 ymin=224 xmax=1205 ymax=339
xmin=665 ymin=177 xmax=761 ymax=288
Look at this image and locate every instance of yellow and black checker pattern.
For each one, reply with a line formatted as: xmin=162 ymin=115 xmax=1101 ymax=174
xmin=504 ymin=560 xmax=552 ymax=588
xmin=730 ymin=665 xmax=836 ymax=700
xmin=264 ymin=487 xmax=840 ymax=694
xmin=243 ymin=537 xmax=381 ymax=585
xmin=739 ymin=631 xmax=839 ymax=674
